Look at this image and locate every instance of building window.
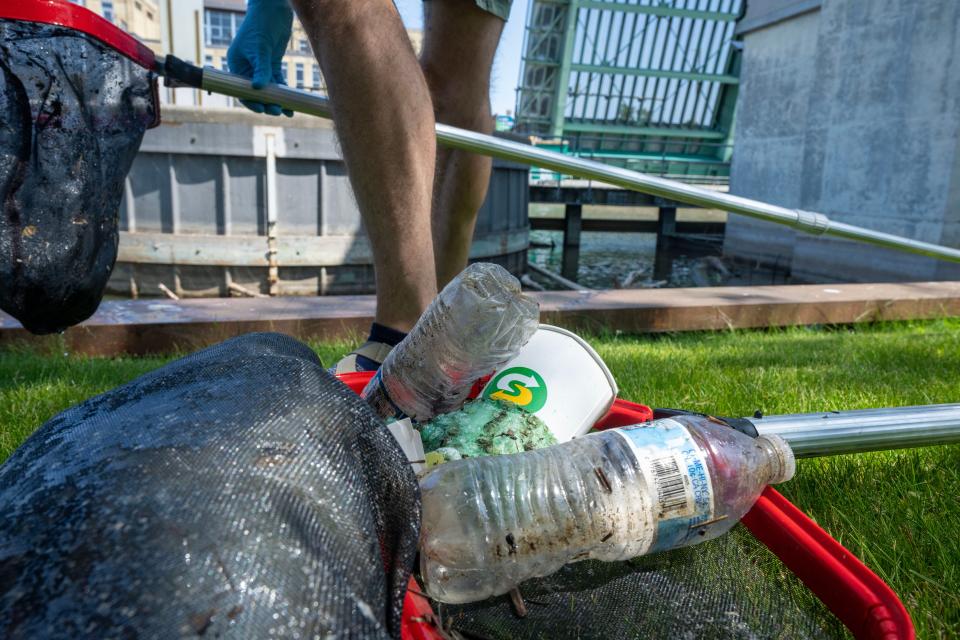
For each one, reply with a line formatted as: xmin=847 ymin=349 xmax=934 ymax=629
xmin=280 ymin=62 xmax=288 ymax=84
xmin=204 ymin=54 xmax=214 ymax=67
xmin=101 ymin=0 xmax=114 ymax=22
xmin=312 ymin=65 xmax=321 ymax=91
xmin=221 ymin=57 xmax=229 ymax=71
xmin=295 ymin=63 xmax=304 ymax=89
xmin=204 ymin=9 xmax=242 ymax=47
xmin=299 ymin=39 xmax=310 ymax=53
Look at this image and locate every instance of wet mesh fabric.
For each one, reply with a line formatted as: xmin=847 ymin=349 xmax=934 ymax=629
xmin=0 ymin=333 xmax=421 ymax=639
xmin=437 ymin=525 xmax=849 ymax=640
xmin=0 ymin=21 xmax=157 ymax=334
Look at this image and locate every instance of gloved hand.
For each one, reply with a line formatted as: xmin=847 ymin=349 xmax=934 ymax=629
xmin=227 ymin=0 xmax=295 ymax=116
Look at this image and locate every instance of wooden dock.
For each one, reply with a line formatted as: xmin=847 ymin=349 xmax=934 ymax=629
xmin=2 ymin=282 xmax=958 ymax=357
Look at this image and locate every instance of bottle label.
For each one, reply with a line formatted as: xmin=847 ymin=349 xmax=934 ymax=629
xmin=614 ymin=419 xmax=715 ymax=553
xmin=364 ymin=369 xmax=408 ymax=421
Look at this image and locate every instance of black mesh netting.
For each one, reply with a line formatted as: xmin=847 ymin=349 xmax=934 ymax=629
xmin=0 ymin=333 xmax=420 ymax=639
xmin=432 ymin=525 xmax=850 ymax=640
xmin=0 ymin=20 xmax=157 ymax=335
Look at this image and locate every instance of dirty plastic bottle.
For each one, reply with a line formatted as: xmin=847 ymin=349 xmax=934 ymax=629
xmin=419 ymin=414 xmax=795 ymax=604
xmin=361 ymin=263 xmax=539 ymax=423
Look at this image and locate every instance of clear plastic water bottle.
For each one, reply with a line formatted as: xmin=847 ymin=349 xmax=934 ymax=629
xmin=419 ymin=414 xmax=795 ymax=604
xmin=361 ymin=262 xmax=539 ymax=423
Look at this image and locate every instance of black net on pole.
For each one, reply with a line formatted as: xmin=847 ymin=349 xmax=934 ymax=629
xmin=0 ymin=333 xmax=420 ymax=639
xmin=0 ymin=20 xmax=157 ymax=334
xmin=434 ymin=514 xmax=849 ymax=640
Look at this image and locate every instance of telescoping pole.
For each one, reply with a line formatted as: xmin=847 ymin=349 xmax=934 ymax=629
xmin=747 ymin=404 xmax=960 ymax=458
xmin=196 ymin=65 xmax=960 ymax=265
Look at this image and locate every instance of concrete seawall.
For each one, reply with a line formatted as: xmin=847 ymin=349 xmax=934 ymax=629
xmin=113 ymin=106 xmax=530 ymax=297
xmin=724 ymin=1 xmax=960 ymax=283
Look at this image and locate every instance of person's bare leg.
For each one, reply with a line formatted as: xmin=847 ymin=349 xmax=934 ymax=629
xmin=420 ymin=1 xmax=505 ymax=288
xmin=292 ymin=0 xmax=437 ymax=332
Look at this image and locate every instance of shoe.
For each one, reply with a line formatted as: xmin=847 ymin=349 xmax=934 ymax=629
xmin=332 ymin=340 xmax=395 ymax=374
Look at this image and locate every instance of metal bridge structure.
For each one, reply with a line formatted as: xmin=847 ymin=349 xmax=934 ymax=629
xmin=515 ymin=0 xmax=744 ymax=184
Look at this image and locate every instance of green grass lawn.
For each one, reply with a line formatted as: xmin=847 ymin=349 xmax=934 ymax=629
xmin=1 ymin=321 xmax=958 ymax=637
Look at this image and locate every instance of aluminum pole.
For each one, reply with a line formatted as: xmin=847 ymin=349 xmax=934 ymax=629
xmin=749 ymin=404 xmax=960 ymax=457
xmin=198 ymin=67 xmax=960 ymax=264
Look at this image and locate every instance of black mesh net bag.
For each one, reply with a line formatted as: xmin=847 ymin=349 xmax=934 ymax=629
xmin=433 ymin=526 xmax=849 ymax=639
xmin=0 ymin=332 xmax=420 ymax=639
xmin=0 ymin=20 xmax=158 ymax=334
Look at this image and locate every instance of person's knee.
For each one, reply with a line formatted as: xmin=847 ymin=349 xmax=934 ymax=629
xmin=291 ymin=0 xmax=394 ymax=42
xmin=421 ymin=59 xmax=493 ymax=131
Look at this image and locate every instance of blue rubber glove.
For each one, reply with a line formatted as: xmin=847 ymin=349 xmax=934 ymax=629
xmin=227 ymin=0 xmax=295 ymax=117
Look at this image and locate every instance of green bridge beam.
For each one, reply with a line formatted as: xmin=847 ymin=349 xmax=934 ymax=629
xmin=577 ymin=1 xmax=737 ymax=22
xmin=562 ymin=122 xmax=726 ymax=139
xmin=570 ymin=63 xmax=739 ymax=84
xmin=551 ymin=0 xmax=580 ymax=138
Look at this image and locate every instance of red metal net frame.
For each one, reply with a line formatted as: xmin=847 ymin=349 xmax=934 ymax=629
xmin=336 ymin=372 xmax=913 ymax=640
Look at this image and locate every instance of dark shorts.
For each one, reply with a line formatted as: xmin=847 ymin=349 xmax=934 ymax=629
xmin=424 ymin=0 xmax=512 ymax=21
xmin=472 ymin=0 xmax=512 ymax=20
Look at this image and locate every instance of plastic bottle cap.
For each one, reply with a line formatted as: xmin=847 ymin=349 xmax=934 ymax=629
xmin=758 ymin=434 xmax=796 ymax=484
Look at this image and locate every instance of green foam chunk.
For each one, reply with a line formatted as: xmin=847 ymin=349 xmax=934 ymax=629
xmin=419 ymin=398 xmax=558 ymax=459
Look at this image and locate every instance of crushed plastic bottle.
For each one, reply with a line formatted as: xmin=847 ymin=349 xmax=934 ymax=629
xmin=419 ymin=414 xmax=795 ymax=604
xmin=362 ymin=263 xmax=539 ymax=423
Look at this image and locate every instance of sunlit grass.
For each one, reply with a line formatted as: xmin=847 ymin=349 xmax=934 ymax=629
xmin=591 ymin=320 xmax=960 ymax=639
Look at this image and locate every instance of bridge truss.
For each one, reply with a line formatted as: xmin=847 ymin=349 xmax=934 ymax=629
xmin=515 ymin=0 xmax=744 ymax=183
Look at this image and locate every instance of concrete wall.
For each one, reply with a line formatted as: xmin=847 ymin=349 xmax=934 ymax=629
xmin=724 ymin=0 xmax=960 ymax=282
xmin=737 ymin=0 xmax=821 ymax=36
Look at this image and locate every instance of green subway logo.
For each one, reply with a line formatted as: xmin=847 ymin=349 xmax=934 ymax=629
xmin=484 ymin=366 xmax=547 ymax=413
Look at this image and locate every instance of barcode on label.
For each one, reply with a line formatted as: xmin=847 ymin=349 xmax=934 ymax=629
xmin=651 ymin=455 xmax=689 ymax=514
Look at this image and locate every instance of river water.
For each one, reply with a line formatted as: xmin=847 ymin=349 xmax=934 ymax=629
xmin=525 ymin=203 xmax=795 ymax=290
xmin=527 ymin=230 xmax=732 ymax=289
